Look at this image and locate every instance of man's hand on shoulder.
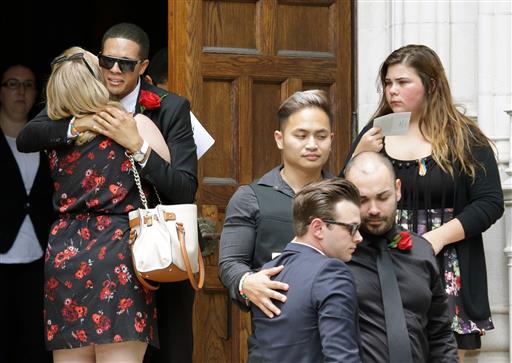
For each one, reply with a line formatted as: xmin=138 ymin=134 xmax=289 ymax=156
xmin=92 ymin=106 xmax=143 ymax=153
xmin=244 ymin=265 xmax=289 ymax=318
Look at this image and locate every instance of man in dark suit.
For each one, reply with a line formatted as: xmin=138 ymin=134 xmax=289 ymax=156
xmin=16 ymin=23 xmax=197 ymax=363
xmin=344 ymin=152 xmax=458 ymax=363
xmin=251 ymin=178 xmax=363 ymax=363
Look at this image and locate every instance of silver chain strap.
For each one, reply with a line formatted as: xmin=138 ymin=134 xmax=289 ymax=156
xmin=127 ymin=154 xmax=149 ymax=209
xmin=127 ymin=153 xmax=163 ymax=209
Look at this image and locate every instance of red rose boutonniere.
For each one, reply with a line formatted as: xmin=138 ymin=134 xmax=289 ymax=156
xmin=139 ymin=90 xmax=163 ymax=112
xmin=388 ymin=231 xmax=413 ymax=251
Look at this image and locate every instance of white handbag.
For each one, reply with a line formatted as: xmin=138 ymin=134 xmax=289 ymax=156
xmin=127 ymin=156 xmax=204 ymax=291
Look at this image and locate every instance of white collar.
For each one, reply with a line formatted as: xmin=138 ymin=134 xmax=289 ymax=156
xmin=291 ymin=240 xmax=325 ymax=256
xmin=121 ymin=78 xmax=141 ymax=113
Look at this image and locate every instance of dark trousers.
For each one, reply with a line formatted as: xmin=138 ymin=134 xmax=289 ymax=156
xmin=144 ymin=280 xmax=195 ymax=363
xmin=0 ymin=258 xmax=52 ymax=363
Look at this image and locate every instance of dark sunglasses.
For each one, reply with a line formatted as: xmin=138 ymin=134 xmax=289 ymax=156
xmin=51 ymin=53 xmax=95 ymax=78
xmin=323 ymin=220 xmax=360 ymax=236
xmin=1 ymin=79 xmax=36 ymax=90
xmin=98 ymin=54 xmax=142 ymax=73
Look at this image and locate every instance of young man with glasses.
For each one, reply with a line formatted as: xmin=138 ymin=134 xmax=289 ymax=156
xmin=251 ymin=178 xmax=363 ymax=362
xmin=344 ymin=151 xmax=458 ymax=363
xmin=17 ymin=22 xmax=197 ymax=363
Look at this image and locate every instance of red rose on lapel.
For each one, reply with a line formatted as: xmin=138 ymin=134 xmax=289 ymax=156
xmin=388 ymin=231 xmax=413 ymax=251
xmin=139 ymin=90 xmax=161 ymax=111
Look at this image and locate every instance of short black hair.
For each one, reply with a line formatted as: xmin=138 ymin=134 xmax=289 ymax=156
xmin=102 ymin=22 xmax=150 ymax=59
xmin=147 ymin=47 xmax=168 ymax=85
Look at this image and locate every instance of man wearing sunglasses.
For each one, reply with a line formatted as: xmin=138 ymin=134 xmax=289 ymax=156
xmin=344 ymin=152 xmax=457 ymax=363
xmin=251 ymin=178 xmax=363 ymax=362
xmin=17 ymin=22 xmax=197 ymax=363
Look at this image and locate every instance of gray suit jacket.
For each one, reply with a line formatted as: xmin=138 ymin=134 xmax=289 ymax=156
xmin=251 ymin=242 xmax=362 ymax=363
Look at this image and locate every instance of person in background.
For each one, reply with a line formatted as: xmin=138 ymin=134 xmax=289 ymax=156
xmin=219 ymin=89 xmax=333 ymax=361
xmin=144 ymin=47 xmax=168 ymax=89
xmin=0 ymin=63 xmax=54 ymax=363
xmin=17 ymin=23 xmax=198 ymax=363
xmin=345 ymin=151 xmax=458 ymax=363
xmin=342 ymin=44 xmax=504 ymax=361
xmin=252 ymin=178 xmax=363 ymax=363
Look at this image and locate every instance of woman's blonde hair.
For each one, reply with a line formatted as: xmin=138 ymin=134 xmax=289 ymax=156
xmin=46 ymin=46 xmax=122 ymax=144
xmin=372 ymin=44 xmax=491 ymax=179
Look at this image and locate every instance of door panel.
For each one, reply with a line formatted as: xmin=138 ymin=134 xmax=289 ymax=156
xmin=168 ymin=1 xmax=353 ymax=361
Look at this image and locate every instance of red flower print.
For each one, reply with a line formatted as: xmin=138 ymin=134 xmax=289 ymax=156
xmin=107 ymin=150 xmax=116 ymax=159
xmin=54 ymin=181 xmax=60 ymax=191
xmin=85 ymin=239 xmax=98 ymax=251
xmin=98 ymin=246 xmax=107 ymax=260
xmin=111 ymin=228 xmax=123 ymax=240
xmin=109 ymin=184 xmax=128 ymax=204
xmin=92 ymin=312 xmax=111 ymax=335
xmin=87 ymin=152 xmax=95 ymax=160
xmin=46 ymin=321 xmax=58 ymax=341
xmin=95 ymin=215 xmax=112 ymax=231
xmin=58 ymin=195 xmax=77 ymax=213
xmin=64 ymin=280 xmax=73 ymax=289
xmin=117 ymin=298 xmax=134 ymax=314
xmin=114 ymin=334 xmax=123 ymax=343
xmin=114 ymin=264 xmax=131 ymax=285
xmin=75 ymin=261 xmax=91 ymax=280
xmin=85 ymin=279 xmax=94 ymax=289
xmin=139 ymin=90 xmax=161 ymax=112
xmin=51 ymin=220 xmax=68 ymax=236
xmin=81 ymin=169 xmax=105 ymax=192
xmin=48 ymin=151 xmax=58 ymax=170
xmin=79 ymin=227 xmax=91 ymax=240
xmin=100 ymin=280 xmax=117 ymax=301
xmin=99 ymin=139 xmax=112 ymax=150
xmin=117 ymin=252 xmax=125 ymax=260
xmin=45 ymin=276 xmax=59 ymax=301
xmin=121 ymin=159 xmax=132 ymax=172
xmin=134 ymin=312 xmax=147 ymax=333
xmin=72 ymin=329 xmax=88 ymax=343
xmin=62 ymin=298 xmax=87 ymax=322
xmin=389 ymin=231 xmax=413 ymax=251
xmin=86 ymin=198 xmax=100 ymax=208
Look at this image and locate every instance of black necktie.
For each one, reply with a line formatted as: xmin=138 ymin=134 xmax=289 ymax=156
xmin=376 ymin=238 xmax=413 ymax=363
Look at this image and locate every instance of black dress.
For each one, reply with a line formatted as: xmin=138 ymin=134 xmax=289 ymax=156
xmin=383 ymin=147 xmax=494 ymax=339
xmin=44 ymin=135 xmax=158 ymax=350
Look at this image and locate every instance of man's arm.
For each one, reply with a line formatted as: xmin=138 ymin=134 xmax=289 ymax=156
xmin=16 ymin=108 xmax=71 ymax=152
xmin=315 ymin=260 xmax=362 ymax=363
xmin=426 ymin=260 xmax=458 ymax=362
xmin=219 ymin=185 xmax=288 ymax=314
xmin=140 ymin=96 xmax=197 ymax=204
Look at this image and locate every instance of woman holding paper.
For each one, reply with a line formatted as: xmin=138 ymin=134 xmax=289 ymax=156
xmin=341 ymin=44 xmax=503 ymax=360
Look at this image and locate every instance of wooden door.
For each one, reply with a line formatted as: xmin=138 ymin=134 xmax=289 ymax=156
xmin=168 ymin=1 xmax=353 ymax=361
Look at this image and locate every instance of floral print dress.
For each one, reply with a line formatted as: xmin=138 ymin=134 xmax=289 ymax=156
xmin=385 ymin=150 xmax=493 ymax=338
xmin=44 ymin=135 xmax=158 ymax=350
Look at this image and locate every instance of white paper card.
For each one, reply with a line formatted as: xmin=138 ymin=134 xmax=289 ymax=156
xmin=190 ymin=112 xmax=215 ymax=159
xmin=373 ymin=112 xmax=411 ymax=136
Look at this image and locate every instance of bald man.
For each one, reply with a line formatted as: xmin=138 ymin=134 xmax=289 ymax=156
xmin=344 ymin=152 xmax=457 ymax=363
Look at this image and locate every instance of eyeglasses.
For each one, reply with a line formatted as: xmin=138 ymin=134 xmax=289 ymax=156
xmin=51 ymin=52 xmax=95 ymax=78
xmin=323 ymin=220 xmax=360 ymax=236
xmin=1 ymin=79 xmax=36 ymax=90
xmin=98 ymin=54 xmax=142 ymax=73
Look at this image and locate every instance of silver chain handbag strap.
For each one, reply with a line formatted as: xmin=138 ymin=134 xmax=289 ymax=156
xmin=127 ymin=154 xmax=163 ymax=209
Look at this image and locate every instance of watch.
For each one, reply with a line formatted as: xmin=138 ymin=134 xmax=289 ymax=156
xmin=132 ymin=140 xmax=149 ymax=163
